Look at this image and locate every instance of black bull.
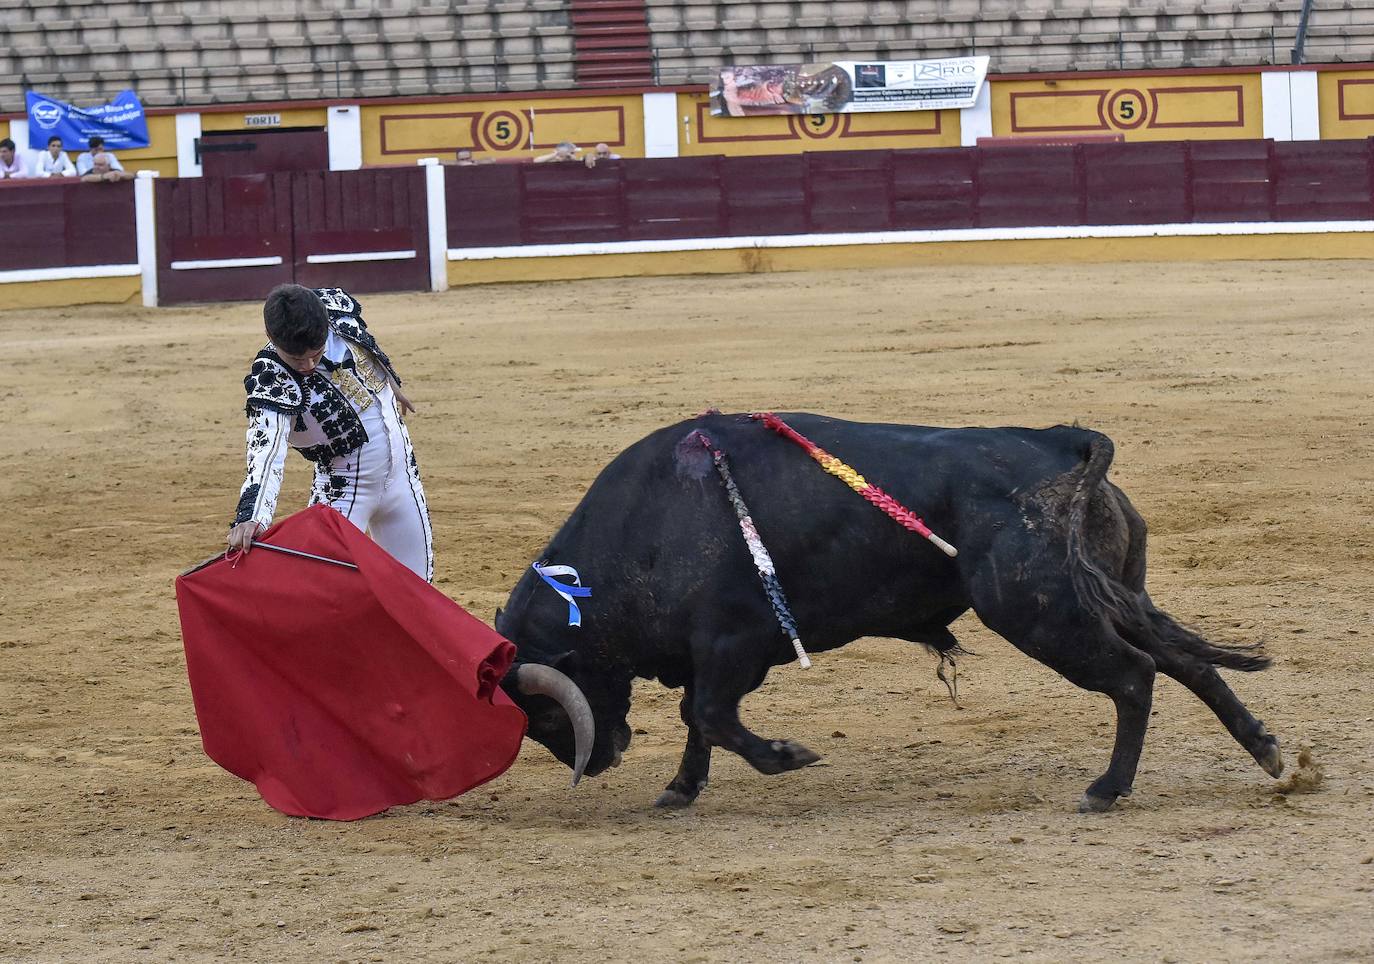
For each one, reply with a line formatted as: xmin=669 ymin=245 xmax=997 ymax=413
xmin=496 ymin=413 xmax=1282 ymax=812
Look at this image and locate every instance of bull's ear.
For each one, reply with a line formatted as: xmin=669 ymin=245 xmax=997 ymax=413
xmin=493 ymin=607 xmax=505 ymax=632
xmin=551 ymin=650 xmax=580 ymax=675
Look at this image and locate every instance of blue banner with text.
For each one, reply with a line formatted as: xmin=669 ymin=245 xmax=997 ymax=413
xmin=25 ymin=89 xmax=150 ymax=151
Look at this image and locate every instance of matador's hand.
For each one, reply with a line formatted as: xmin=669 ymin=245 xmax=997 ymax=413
xmin=393 ymin=384 xmax=417 ymax=415
xmin=227 ymin=521 xmax=264 ymax=553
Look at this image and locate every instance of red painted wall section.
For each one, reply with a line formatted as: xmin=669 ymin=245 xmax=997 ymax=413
xmin=291 ymin=168 xmax=430 ymax=292
xmin=0 ymin=180 xmax=136 ymax=271
xmin=891 ymin=149 xmax=978 ymax=230
xmin=624 ymin=157 xmax=723 ymax=239
xmin=976 ymin=145 xmax=1082 ymax=227
xmin=444 ymin=138 xmax=1374 ymax=246
xmin=1082 ymin=141 xmax=1191 ymax=225
xmin=722 ymin=155 xmax=806 ymax=236
xmin=445 ymin=164 xmax=524 ymax=248
xmin=1190 ymin=140 xmax=1273 ymax=222
xmin=155 ymin=174 xmax=295 ymax=305
xmin=153 ymin=169 xmax=429 ymax=305
xmin=1271 ymin=140 xmax=1374 ymax=221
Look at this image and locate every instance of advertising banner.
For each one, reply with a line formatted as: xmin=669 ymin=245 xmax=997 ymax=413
xmin=25 ymin=89 xmax=150 ymax=151
xmin=712 ymin=57 xmax=990 ymax=116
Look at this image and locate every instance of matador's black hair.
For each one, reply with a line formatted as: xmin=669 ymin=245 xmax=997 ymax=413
xmin=263 ymin=284 xmax=329 ymax=355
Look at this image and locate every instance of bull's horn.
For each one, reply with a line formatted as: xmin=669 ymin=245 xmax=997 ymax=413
xmin=511 ymin=662 xmax=595 ymax=788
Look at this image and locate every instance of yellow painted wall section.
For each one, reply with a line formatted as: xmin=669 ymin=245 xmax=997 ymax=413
xmin=1318 ymin=70 xmax=1374 ymax=138
xmin=990 ymin=73 xmax=1264 ymax=141
xmin=112 ymin=114 xmax=179 ymax=177
xmin=201 ymin=107 xmax=329 ymax=132
xmin=0 ymin=275 xmax=140 ymax=309
xmin=361 ymin=95 xmax=646 ymax=165
xmin=677 ymin=92 xmax=960 ymax=156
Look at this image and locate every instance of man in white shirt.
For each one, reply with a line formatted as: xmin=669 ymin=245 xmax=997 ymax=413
xmin=0 ymin=138 xmax=27 ymax=178
xmin=35 ymin=136 xmax=76 ymax=177
xmin=75 ymin=136 xmax=125 ymax=176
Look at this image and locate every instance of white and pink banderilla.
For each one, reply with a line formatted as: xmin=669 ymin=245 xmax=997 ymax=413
xmin=698 ymin=433 xmax=811 ymax=669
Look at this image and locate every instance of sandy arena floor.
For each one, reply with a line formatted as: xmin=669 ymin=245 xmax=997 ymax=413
xmin=1 ymin=261 xmax=1371 ymax=962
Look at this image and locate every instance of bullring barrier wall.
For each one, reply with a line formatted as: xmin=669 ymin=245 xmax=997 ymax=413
xmin=5 ymin=138 xmax=1374 ymax=308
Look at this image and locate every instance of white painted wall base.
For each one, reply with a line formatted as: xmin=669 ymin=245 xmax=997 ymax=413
xmin=449 ymin=220 xmax=1374 ymax=262
xmin=0 ymin=264 xmax=140 ymax=284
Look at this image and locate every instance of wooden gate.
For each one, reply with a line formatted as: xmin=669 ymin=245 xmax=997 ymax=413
xmin=156 ymin=168 xmax=429 ymax=305
xmin=156 ymin=173 xmax=294 ymax=305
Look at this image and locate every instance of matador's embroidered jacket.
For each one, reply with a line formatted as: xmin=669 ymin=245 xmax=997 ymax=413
xmin=233 ymin=287 xmax=404 ymax=528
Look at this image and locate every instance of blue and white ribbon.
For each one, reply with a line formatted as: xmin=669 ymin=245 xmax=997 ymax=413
xmin=532 ymin=562 xmax=592 ymax=628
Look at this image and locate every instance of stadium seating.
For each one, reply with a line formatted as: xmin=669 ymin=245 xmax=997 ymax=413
xmin=646 ymin=0 xmax=1350 ymax=84
xmin=0 ymin=0 xmax=576 ymax=109
xmin=0 ymin=0 xmax=1371 ymax=111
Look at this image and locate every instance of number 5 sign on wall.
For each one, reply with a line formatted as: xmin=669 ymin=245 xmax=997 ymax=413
xmin=481 ymin=111 xmax=526 ymax=151
xmin=1107 ymin=89 xmax=1148 ymax=130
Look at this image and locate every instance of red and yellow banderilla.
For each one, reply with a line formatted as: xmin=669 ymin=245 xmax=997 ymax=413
xmin=752 ymin=412 xmax=958 ymax=558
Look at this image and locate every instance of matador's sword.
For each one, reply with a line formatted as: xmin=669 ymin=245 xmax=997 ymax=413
xmin=181 ymin=541 xmax=359 ymax=577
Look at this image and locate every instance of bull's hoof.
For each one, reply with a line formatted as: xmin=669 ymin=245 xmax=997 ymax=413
xmin=1077 ymin=792 xmax=1118 ymax=814
xmin=654 ymin=789 xmax=697 ymax=809
xmin=751 ymin=739 xmax=821 ymax=775
xmin=1255 ymin=735 xmax=1284 ymax=778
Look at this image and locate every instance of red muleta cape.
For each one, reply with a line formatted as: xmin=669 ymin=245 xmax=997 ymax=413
xmin=174 ymin=504 xmax=527 ymax=820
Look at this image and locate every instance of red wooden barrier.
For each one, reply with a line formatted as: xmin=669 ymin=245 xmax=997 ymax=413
xmin=156 ymin=169 xmax=430 ymax=305
xmin=156 ymin=173 xmax=293 ymax=305
xmin=291 ymin=168 xmax=430 ymax=293
xmin=0 ymin=179 xmax=136 ymax=272
xmin=446 ymin=164 xmax=523 ymax=248
xmin=1082 ymin=141 xmax=1191 ymax=225
xmin=445 ymin=139 xmax=1374 ymax=250
xmin=807 ymin=150 xmax=894 ymax=233
xmin=1189 ymin=140 xmax=1273 ymax=222
xmin=721 ymin=154 xmax=807 ymax=236
xmin=891 ymin=148 xmax=977 ymax=229
xmin=1271 ymin=140 xmax=1374 ymax=221
xmin=522 ymin=163 xmax=623 ymax=244
xmin=623 ymin=157 xmax=723 ymax=240
xmin=976 ymin=144 xmax=1083 ymax=228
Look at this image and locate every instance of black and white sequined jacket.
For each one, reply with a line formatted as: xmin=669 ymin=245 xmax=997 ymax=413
xmin=234 ymin=287 xmax=404 ymax=527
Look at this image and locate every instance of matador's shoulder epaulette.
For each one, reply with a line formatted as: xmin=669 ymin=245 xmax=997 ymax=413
xmin=316 ymin=286 xmax=402 ymax=386
xmin=243 ymin=349 xmax=305 ymax=417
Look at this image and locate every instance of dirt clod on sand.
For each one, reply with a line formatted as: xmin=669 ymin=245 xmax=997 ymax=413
xmin=1273 ymin=747 xmax=1324 ymax=795
xmin=2 ymin=261 xmax=1372 ymax=962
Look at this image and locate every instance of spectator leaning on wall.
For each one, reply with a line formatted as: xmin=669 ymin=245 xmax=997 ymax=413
xmin=583 ymin=142 xmax=621 ymax=169
xmin=36 ymin=136 xmax=76 ymax=178
xmin=76 ymin=136 xmax=126 ymax=177
xmin=534 ymin=141 xmax=581 ymax=164
xmin=81 ymin=153 xmax=134 ymax=183
xmin=0 ymin=138 xmax=28 ymax=178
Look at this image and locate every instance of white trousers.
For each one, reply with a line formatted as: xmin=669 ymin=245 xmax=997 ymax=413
xmin=311 ymin=418 xmax=433 ymax=582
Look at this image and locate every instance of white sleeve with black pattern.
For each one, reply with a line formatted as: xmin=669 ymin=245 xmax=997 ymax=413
xmin=233 ymin=408 xmax=292 ymax=529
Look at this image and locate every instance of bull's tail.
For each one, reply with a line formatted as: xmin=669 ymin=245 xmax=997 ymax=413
xmin=1065 ymin=433 xmax=1270 ymax=672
